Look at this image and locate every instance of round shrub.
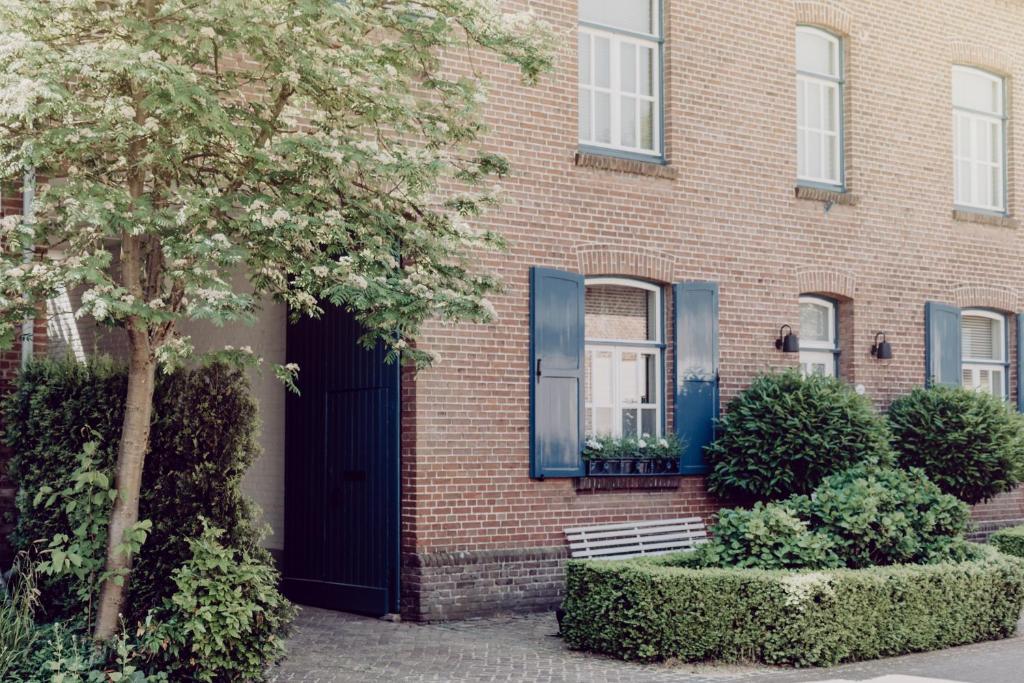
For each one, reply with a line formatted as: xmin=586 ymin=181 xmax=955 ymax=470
xmin=800 ymin=464 xmax=972 ymax=568
xmin=888 ymin=385 xmax=1024 ymax=505
xmin=705 ymin=370 xmax=893 ymax=502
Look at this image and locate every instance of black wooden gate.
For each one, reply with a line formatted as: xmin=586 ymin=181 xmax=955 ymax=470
xmin=282 ymin=304 xmax=400 ymax=616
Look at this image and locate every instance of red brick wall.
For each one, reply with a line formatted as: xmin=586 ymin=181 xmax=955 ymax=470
xmin=400 ymin=0 xmax=1024 ymax=586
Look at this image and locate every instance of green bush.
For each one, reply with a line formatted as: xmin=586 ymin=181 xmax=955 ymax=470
xmin=561 ymin=545 xmax=1024 ymax=666
xmin=991 ymin=524 xmax=1024 ymax=558
xmin=798 ymin=465 xmax=972 ymax=568
xmin=143 ymin=522 xmax=295 ymax=682
xmin=696 ymin=502 xmax=840 ymax=570
xmin=3 ymin=357 xmax=288 ymax=629
xmin=705 ymin=371 xmax=893 ymax=502
xmin=700 ymin=466 xmax=972 ymax=570
xmin=888 ymin=385 xmax=1024 ymax=504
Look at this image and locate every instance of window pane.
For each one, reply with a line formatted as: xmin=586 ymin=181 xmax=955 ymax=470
xmin=639 ymin=47 xmax=654 ymax=97
xmin=807 ymin=130 xmax=822 ymax=178
xmin=591 ymin=349 xmax=613 ymax=403
xmin=594 ymin=407 xmax=612 ymax=435
xmin=642 ymin=354 xmax=656 ymax=404
xmin=585 ymin=284 xmax=654 ymax=341
xmin=807 ymin=81 xmax=822 ymax=128
xmin=640 ymin=100 xmax=654 ymax=150
xmin=800 ymin=302 xmax=831 ymax=342
xmin=620 ymin=351 xmax=639 ymax=404
xmin=797 ymin=28 xmax=837 ymax=78
xmin=579 ymin=88 xmax=591 ymax=141
xmin=594 ymin=36 xmax=610 ymax=88
xmin=993 ymin=369 xmax=1005 ymax=397
xmin=580 ymin=0 xmax=655 ymax=35
xmin=954 ymin=67 xmax=1002 ymax=114
xmin=641 ymin=409 xmax=656 ymax=438
xmin=824 ymin=134 xmax=839 ymax=182
xmin=578 ymin=33 xmax=591 ymax=83
xmin=621 ymin=96 xmax=637 ymax=148
xmin=622 ymin=409 xmax=638 ymax=437
xmin=956 ymin=160 xmax=971 ymax=204
xmin=962 ymin=315 xmax=1000 ymax=360
xmin=595 ymin=92 xmax=611 ymax=143
xmin=621 ymin=42 xmax=636 ymax=94
xmin=824 ymin=84 xmax=838 ymax=132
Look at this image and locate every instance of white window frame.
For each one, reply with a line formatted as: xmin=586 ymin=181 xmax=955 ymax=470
xmin=799 ymin=295 xmax=839 ymax=378
xmin=953 ymin=66 xmax=1007 ymax=214
xmin=584 ymin=277 xmax=664 ymax=439
xmin=796 ymin=26 xmax=844 ymax=189
xmin=578 ymin=4 xmax=663 ymax=158
xmin=961 ymin=308 xmax=1008 ymax=399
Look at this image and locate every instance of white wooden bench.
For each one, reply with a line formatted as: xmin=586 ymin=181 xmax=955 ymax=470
xmin=564 ymin=517 xmax=708 ymax=560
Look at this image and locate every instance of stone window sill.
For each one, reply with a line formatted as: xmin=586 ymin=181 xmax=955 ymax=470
xmin=952 ymin=209 xmax=1018 ymax=229
xmin=574 ymin=151 xmax=678 ymax=180
xmin=795 ymin=185 xmax=859 ymax=206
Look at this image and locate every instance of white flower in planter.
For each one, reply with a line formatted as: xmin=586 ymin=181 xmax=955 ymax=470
xmin=637 ymin=439 xmax=648 ymax=449
xmin=585 ymin=439 xmax=602 ymax=450
xmin=658 ymin=438 xmax=669 ymax=448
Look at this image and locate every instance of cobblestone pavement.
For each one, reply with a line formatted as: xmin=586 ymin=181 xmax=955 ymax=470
xmin=269 ymin=607 xmax=1024 ymax=683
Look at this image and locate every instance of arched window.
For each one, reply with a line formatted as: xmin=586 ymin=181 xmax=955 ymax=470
xmin=953 ymin=66 xmax=1007 ymax=213
xmin=961 ymin=309 xmax=1008 ymax=398
xmin=799 ymin=295 xmax=838 ymax=377
xmin=796 ymin=26 xmax=843 ymax=189
xmin=584 ymin=278 xmax=664 ymax=437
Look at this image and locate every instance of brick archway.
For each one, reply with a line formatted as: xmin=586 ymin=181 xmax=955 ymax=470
xmin=952 ymin=285 xmax=1020 ymax=313
xmin=795 ymin=1 xmax=853 ymax=35
xmin=950 ymin=41 xmax=1014 ymax=77
xmin=575 ymin=244 xmax=676 ymax=284
xmin=796 ymin=268 xmax=856 ymax=300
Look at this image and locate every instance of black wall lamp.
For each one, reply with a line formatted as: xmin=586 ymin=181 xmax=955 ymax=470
xmin=775 ymin=325 xmax=800 ymax=353
xmin=871 ymin=332 xmax=893 ymax=360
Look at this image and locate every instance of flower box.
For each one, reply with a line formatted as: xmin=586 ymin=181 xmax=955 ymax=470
xmin=585 ymin=457 xmax=681 ymax=477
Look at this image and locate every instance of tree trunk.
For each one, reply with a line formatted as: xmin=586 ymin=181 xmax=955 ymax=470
xmin=93 ymin=328 xmax=156 ymax=640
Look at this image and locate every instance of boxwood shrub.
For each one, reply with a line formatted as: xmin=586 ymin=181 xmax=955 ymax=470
xmin=991 ymin=524 xmax=1024 ymax=559
xmin=888 ymin=385 xmax=1024 ymax=505
xmin=705 ymin=371 xmax=893 ymax=502
xmin=561 ymin=545 xmax=1024 ymax=667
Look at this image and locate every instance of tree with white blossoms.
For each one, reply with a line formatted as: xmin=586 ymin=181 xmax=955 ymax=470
xmin=0 ymin=0 xmax=552 ymax=640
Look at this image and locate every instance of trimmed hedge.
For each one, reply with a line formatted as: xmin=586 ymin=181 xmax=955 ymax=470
xmin=561 ymin=545 xmax=1024 ymax=667
xmin=991 ymin=525 xmax=1024 ymax=559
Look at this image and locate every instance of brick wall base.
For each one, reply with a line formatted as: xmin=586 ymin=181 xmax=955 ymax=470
xmin=401 ymin=547 xmax=568 ymax=622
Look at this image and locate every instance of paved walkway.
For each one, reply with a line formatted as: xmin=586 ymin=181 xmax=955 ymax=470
xmin=269 ymin=608 xmax=1024 ymax=683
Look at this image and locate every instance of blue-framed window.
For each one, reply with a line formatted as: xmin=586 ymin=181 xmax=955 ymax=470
xmin=578 ymin=0 xmax=663 ymax=160
xmin=799 ymin=294 xmax=839 ymax=378
xmin=953 ymin=66 xmax=1007 ymax=214
xmin=583 ymin=277 xmax=665 ymax=439
xmin=796 ymin=26 xmax=844 ymax=190
xmin=961 ymin=309 xmax=1009 ymax=398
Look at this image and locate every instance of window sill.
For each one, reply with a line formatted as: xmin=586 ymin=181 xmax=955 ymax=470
xmin=575 ymin=475 xmax=682 ymax=493
xmin=952 ymin=209 xmax=1017 ymax=229
xmin=575 ymin=151 xmax=678 ymax=180
xmin=795 ymin=185 xmax=859 ymax=206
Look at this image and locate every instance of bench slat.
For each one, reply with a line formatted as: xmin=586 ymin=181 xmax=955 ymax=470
xmin=569 ymin=532 xmax=705 ymax=551
xmin=566 ymin=525 xmax=707 ymax=543
xmin=564 ymin=517 xmax=704 ymax=535
xmin=574 ymin=538 xmax=706 ymax=559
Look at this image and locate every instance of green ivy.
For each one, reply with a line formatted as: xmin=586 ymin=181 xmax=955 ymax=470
xmin=561 ymin=545 xmax=1024 ymax=666
xmin=888 ymin=385 xmax=1024 ymax=504
xmin=705 ymin=371 xmax=893 ymax=502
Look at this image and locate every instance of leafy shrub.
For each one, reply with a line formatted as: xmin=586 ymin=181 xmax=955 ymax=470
xmin=888 ymin=385 xmax=1024 ymax=504
xmin=143 ymin=522 xmax=295 ymax=682
xmin=3 ymin=357 xmax=291 ymax=638
xmin=799 ymin=465 xmax=972 ymax=568
xmin=0 ymin=559 xmax=41 ymax=680
xmin=705 ymin=371 xmax=893 ymax=502
xmin=696 ymin=502 xmax=839 ymax=570
xmin=561 ymin=545 xmax=1024 ymax=666
xmin=991 ymin=524 xmax=1024 ymax=558
xmin=699 ymin=466 xmax=972 ymax=570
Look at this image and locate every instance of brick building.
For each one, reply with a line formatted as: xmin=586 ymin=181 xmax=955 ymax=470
xmin=6 ymin=0 xmax=1024 ymax=621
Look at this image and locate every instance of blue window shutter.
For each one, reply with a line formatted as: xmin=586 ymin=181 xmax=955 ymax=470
xmin=925 ymin=302 xmax=962 ymax=387
xmin=529 ymin=267 xmax=585 ymax=479
xmin=674 ymin=282 xmax=719 ymax=475
xmin=1017 ymin=314 xmax=1024 ymax=412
